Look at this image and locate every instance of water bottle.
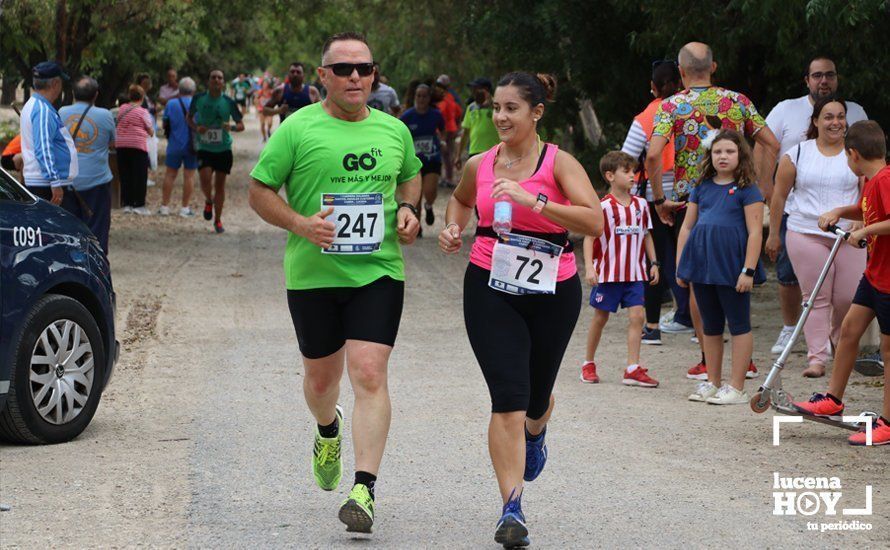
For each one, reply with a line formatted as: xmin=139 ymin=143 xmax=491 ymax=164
xmin=493 ymin=200 xmax=512 ymax=235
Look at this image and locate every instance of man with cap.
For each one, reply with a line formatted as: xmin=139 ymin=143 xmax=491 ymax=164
xmin=436 ymin=74 xmax=462 ymax=106
xmin=456 ymin=77 xmax=498 ymax=169
xmin=20 ymin=61 xmax=78 ymax=205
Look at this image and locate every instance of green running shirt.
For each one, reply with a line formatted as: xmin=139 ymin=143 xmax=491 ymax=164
xmin=250 ymin=102 xmax=422 ymax=290
xmin=189 ymin=92 xmax=243 ymax=152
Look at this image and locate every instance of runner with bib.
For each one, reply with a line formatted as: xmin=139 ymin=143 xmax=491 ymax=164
xmin=263 ymin=62 xmax=321 ymax=123
xmin=248 ymin=32 xmax=421 ymax=535
xmin=439 ymin=72 xmax=602 ymax=548
xmin=188 ymin=69 xmax=244 ymax=233
xmin=399 ymin=84 xmax=445 ymax=229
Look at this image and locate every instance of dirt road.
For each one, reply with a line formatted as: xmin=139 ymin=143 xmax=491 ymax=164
xmin=1 ymin=113 xmax=886 ymax=548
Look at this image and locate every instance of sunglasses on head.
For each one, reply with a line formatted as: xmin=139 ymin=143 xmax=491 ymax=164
xmin=323 ymin=62 xmax=375 ymax=77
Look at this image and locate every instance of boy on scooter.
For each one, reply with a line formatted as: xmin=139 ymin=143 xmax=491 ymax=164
xmin=793 ymin=120 xmax=890 ymax=446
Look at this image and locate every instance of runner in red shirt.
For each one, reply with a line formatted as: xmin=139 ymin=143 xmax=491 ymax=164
xmin=792 ymin=120 xmax=890 ymax=446
xmin=434 ymin=82 xmax=462 ymax=186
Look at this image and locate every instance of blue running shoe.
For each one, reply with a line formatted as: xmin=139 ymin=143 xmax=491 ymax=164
xmin=523 ymin=427 xmax=547 ymax=482
xmin=495 ymin=490 xmax=529 ymax=548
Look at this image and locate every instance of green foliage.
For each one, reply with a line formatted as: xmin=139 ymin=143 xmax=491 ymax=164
xmin=2 ymin=0 xmax=888 ymax=172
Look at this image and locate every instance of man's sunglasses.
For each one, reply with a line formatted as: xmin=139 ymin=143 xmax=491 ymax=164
xmin=323 ymin=63 xmax=375 ymax=77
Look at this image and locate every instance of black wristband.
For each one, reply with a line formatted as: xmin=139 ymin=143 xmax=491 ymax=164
xmin=653 ymin=197 xmax=667 ymax=206
xmin=742 ymin=267 xmax=756 ymax=277
xmin=398 ymin=202 xmax=418 ymax=216
xmin=651 ymin=260 xmax=661 ymax=267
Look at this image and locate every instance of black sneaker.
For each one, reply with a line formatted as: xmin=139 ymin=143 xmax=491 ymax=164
xmin=203 ymin=201 xmax=213 ymax=220
xmin=425 ymin=205 xmax=435 ymax=226
xmin=641 ymin=326 xmax=662 ymax=345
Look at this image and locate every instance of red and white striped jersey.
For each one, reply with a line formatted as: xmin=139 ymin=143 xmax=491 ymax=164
xmin=592 ymin=194 xmax=652 ymax=282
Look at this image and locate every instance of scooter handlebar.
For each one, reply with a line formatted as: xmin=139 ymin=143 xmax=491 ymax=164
xmin=826 ymin=224 xmax=868 ymax=248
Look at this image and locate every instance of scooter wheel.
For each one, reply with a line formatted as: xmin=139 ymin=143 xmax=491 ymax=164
xmin=750 ymin=391 xmax=771 ymax=413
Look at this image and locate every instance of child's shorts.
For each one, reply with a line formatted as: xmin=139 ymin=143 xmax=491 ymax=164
xmin=589 ymin=281 xmax=644 ymax=313
xmin=852 ymin=275 xmax=890 ymax=335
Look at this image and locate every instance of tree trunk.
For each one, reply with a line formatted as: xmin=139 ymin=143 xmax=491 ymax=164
xmin=1 ymin=78 xmax=20 ymax=105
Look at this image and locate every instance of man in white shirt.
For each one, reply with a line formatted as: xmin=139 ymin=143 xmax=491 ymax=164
xmin=755 ymin=56 xmax=868 ymax=356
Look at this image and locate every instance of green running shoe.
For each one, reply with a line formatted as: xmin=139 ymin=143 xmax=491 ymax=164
xmin=312 ymin=405 xmax=343 ymax=491
xmin=339 ymin=483 xmax=374 ymax=533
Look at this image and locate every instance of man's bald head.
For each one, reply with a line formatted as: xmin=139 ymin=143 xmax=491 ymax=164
xmin=678 ymin=42 xmax=714 ymax=77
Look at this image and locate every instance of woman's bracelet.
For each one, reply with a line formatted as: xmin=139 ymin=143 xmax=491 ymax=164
xmin=445 ymin=222 xmax=460 ymax=232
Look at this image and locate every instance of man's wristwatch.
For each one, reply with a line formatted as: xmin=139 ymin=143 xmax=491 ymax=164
xmin=398 ymin=202 xmax=418 ymax=216
xmin=741 ymin=267 xmax=756 ymax=277
xmin=653 ymin=197 xmax=667 ymax=206
xmin=532 ymin=193 xmax=548 ymax=213
xmin=651 ymin=260 xmax=661 ymax=267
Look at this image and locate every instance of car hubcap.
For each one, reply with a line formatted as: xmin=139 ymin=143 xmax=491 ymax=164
xmin=29 ymin=319 xmax=94 ymax=425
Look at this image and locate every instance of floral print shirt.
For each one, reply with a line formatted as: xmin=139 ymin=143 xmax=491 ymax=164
xmin=653 ymin=86 xmax=765 ymax=199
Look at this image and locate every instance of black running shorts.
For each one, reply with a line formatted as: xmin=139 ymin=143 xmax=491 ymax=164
xmin=286 ymin=276 xmax=405 ymax=359
xmin=197 ymin=150 xmax=233 ymax=174
xmin=852 ymin=275 xmax=890 ymax=335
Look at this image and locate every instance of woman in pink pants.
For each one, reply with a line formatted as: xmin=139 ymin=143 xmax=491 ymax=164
xmin=767 ymin=96 xmax=865 ymax=377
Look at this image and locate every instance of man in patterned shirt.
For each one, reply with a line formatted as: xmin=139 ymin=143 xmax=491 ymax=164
xmin=646 ymin=42 xmax=779 ymax=226
xmin=644 ymin=42 xmax=778 ymax=381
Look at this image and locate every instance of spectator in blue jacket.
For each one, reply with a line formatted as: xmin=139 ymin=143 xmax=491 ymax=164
xmin=20 ymin=61 xmax=78 ymax=205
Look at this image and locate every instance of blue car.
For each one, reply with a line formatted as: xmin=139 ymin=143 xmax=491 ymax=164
xmin=0 ymin=167 xmax=118 ymax=444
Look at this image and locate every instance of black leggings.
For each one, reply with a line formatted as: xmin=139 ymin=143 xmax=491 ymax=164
xmin=117 ymin=147 xmax=148 ymax=207
xmin=463 ymin=263 xmax=581 ymax=419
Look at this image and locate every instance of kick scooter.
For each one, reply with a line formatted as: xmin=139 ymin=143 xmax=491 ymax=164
xmin=750 ymin=225 xmax=878 ymax=430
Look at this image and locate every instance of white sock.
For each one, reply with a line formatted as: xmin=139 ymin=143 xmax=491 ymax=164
xmin=783 ymin=325 xmax=795 ymax=331
xmin=626 ymin=364 xmax=639 ymax=373
xmin=583 ymin=360 xmax=595 ymax=366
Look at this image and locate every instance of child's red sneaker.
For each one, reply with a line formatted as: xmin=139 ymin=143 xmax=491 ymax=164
xmin=580 ymin=361 xmax=599 ymax=384
xmin=687 ymin=362 xmax=707 ymax=380
xmin=623 ymin=365 xmax=659 ymax=388
xmin=792 ymin=393 xmax=844 ymax=418
xmin=848 ymin=416 xmax=890 ymax=446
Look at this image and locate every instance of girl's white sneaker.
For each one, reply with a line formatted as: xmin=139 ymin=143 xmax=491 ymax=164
xmin=688 ymin=381 xmax=718 ymax=402
xmin=706 ymin=384 xmax=749 ymax=405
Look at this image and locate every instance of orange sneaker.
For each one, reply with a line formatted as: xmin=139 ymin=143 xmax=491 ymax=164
xmin=623 ymin=365 xmax=659 ymax=387
xmin=848 ymin=417 xmax=890 ymax=446
xmin=687 ymin=362 xmax=707 ymax=380
xmin=581 ymin=361 xmax=599 ymax=384
xmin=746 ymin=360 xmax=759 ymax=379
xmin=792 ymin=393 xmax=844 ymax=418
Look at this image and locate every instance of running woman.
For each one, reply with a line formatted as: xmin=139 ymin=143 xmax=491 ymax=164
xmin=249 ymin=32 xmax=422 ymax=534
xmin=399 ymin=84 xmax=445 ymax=228
xmin=188 ymin=69 xmax=244 ymax=233
xmin=439 ymin=72 xmax=601 ymax=548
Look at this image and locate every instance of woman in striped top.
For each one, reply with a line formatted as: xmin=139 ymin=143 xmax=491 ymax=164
xmin=116 ymin=84 xmax=155 ymax=214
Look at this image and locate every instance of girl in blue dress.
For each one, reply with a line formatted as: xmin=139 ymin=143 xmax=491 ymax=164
xmin=676 ymin=129 xmax=764 ymax=405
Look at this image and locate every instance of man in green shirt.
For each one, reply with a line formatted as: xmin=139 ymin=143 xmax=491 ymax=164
xmin=248 ymin=32 xmax=421 ymax=535
xmin=456 ymin=76 xmax=499 ymax=169
xmin=188 ymin=69 xmax=245 ymax=233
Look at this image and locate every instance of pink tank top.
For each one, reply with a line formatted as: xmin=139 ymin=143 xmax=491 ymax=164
xmin=469 ymin=143 xmax=578 ymax=281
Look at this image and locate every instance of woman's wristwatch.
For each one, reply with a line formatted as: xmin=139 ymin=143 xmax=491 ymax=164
xmin=653 ymin=197 xmax=667 ymax=206
xmin=532 ymin=193 xmax=548 ymax=213
xmin=741 ymin=267 xmax=756 ymax=277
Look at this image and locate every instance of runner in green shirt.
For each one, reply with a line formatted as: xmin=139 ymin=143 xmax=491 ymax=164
xmin=248 ymin=32 xmax=421 ymax=536
xmin=188 ymin=69 xmax=244 ymax=233
xmin=457 ymin=77 xmax=500 ymax=168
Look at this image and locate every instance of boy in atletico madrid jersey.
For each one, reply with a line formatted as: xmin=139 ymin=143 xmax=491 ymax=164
xmin=582 ymin=151 xmax=661 ymax=386
xmin=792 ymin=121 xmax=890 ymax=446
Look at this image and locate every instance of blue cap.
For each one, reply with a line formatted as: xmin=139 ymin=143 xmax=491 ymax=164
xmin=32 ymin=61 xmax=70 ymax=81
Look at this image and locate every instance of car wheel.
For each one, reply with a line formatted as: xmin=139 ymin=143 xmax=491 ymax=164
xmin=0 ymin=294 xmax=106 ymax=444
